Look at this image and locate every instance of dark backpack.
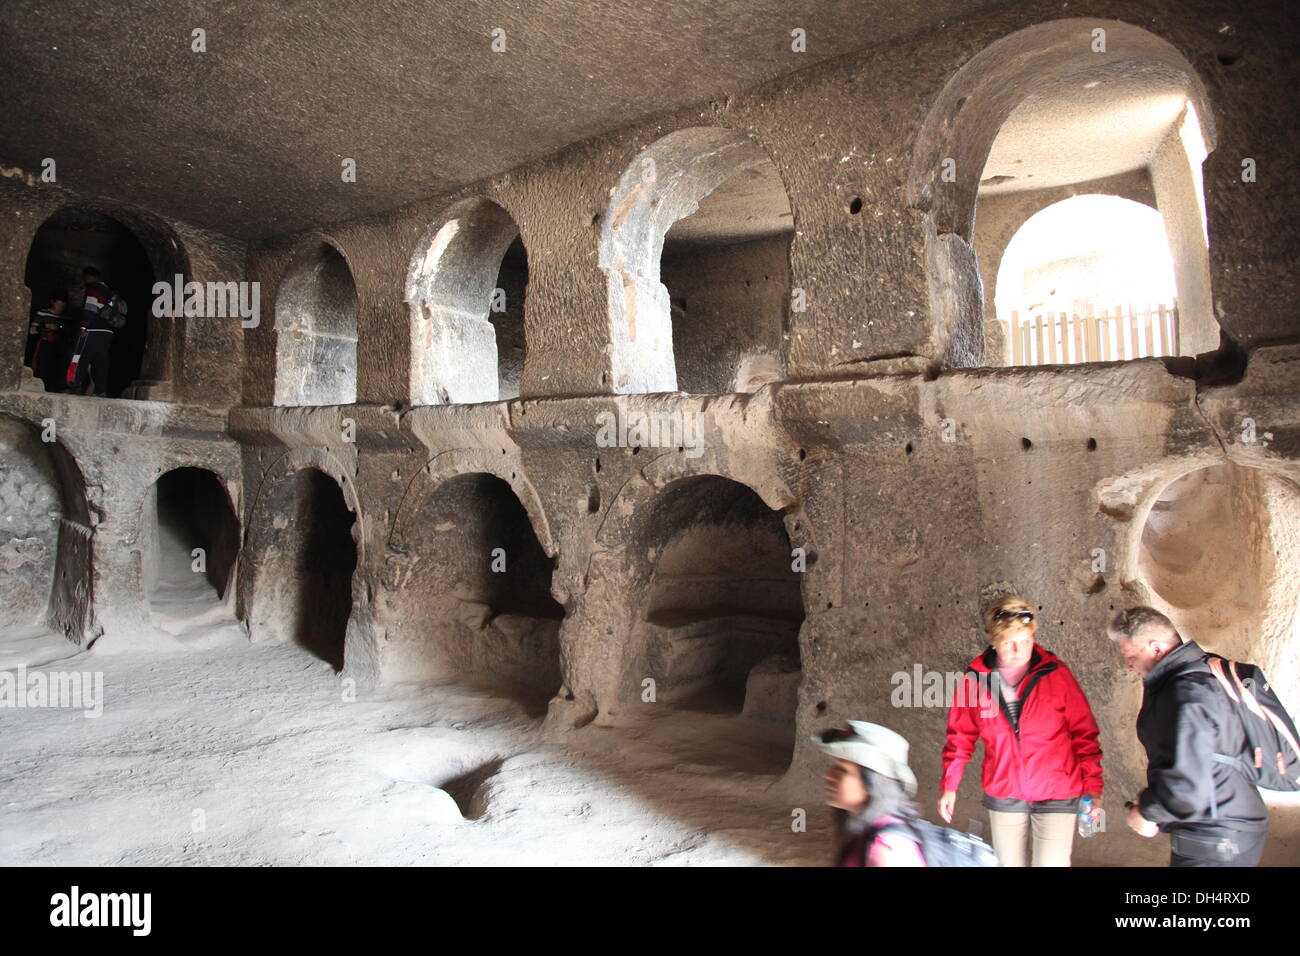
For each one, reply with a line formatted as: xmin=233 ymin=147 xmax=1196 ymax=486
xmin=99 ymin=294 xmax=128 ymax=330
xmin=873 ymin=817 xmax=998 ymax=867
xmin=1205 ymin=655 xmax=1300 ymax=791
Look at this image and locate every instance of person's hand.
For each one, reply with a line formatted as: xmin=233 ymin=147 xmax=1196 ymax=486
xmin=1084 ymin=792 xmax=1103 ymax=822
xmin=1126 ymin=803 xmax=1158 ymax=837
xmin=937 ymin=791 xmax=956 ymax=823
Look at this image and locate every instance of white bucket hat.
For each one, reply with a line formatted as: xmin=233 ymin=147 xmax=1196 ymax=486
xmin=812 ymin=720 xmax=918 ymax=796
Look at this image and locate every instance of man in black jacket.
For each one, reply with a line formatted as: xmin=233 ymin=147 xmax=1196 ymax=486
xmin=1108 ymin=606 xmax=1268 ymax=866
xmin=66 ymin=266 xmax=118 ymax=396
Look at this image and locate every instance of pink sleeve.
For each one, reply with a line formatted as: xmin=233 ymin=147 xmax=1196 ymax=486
xmin=867 ymin=830 xmax=926 ymax=867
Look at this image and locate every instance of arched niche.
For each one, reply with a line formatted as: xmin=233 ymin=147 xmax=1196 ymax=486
xmin=141 ymin=467 xmax=241 ymax=632
xmin=908 ymin=19 xmax=1219 ymax=367
xmin=599 ymin=128 xmax=793 ymax=395
xmin=23 ymin=204 xmax=189 ymax=397
xmin=405 ymin=199 xmax=528 ymax=405
xmin=384 ymin=470 xmax=561 ymax=711
xmin=0 ymin=412 xmax=93 ymax=643
xmin=616 ymin=474 xmax=806 ymax=773
xmin=273 ymin=241 xmax=358 ymax=407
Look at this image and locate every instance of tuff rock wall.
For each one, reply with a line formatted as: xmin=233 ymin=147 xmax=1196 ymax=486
xmin=1 ymin=0 xmax=1297 ymax=865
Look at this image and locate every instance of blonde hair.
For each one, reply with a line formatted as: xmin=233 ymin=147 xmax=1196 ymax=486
xmin=984 ymin=595 xmax=1038 ymax=643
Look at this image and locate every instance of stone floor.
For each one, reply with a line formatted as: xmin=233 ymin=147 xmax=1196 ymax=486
xmin=0 ymin=619 xmax=827 ymax=866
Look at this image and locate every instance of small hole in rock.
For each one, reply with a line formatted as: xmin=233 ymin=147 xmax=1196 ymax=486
xmin=438 ymin=758 xmax=504 ymax=821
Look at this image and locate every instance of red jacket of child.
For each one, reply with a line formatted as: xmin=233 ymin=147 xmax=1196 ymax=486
xmin=941 ymin=646 xmax=1103 ymax=801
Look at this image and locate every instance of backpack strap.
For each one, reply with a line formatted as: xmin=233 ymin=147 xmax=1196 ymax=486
xmin=1227 ymin=660 xmax=1268 ymax=722
xmin=1206 ymin=656 xmax=1237 ymax=702
xmin=1205 ymin=657 xmax=1300 ymax=791
xmin=1213 ymin=657 xmax=1300 ymax=780
xmin=1232 ymin=660 xmax=1300 ymax=768
xmin=864 ymin=818 xmax=928 ymax=867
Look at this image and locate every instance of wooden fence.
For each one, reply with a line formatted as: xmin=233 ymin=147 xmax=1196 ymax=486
xmin=1005 ymin=301 xmax=1180 ymax=366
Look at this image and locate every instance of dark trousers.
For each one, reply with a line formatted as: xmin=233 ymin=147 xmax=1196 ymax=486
xmin=67 ymin=328 xmax=112 ymax=395
xmin=1169 ymin=826 xmax=1267 ymax=867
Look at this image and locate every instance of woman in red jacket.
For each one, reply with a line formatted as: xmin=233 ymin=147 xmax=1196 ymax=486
xmin=938 ymin=596 xmax=1103 ymax=866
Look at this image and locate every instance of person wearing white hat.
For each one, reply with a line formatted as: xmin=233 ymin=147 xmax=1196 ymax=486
xmin=815 ymin=721 xmax=925 ymax=867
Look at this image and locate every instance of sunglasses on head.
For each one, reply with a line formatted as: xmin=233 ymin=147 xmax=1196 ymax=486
xmin=994 ymin=609 xmax=1035 ymax=624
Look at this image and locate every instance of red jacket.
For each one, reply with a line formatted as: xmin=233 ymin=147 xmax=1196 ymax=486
xmin=941 ymin=647 xmax=1103 ymax=801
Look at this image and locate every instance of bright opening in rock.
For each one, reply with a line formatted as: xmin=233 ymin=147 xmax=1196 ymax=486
xmin=994 ymin=196 xmax=1179 ymax=363
xmin=974 ymin=65 xmax=1216 ymax=364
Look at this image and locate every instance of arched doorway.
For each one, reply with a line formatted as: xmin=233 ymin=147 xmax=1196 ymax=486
xmin=994 ymin=195 xmax=1179 ymax=363
xmin=248 ymin=467 xmax=358 ymax=670
xmin=142 ymin=468 xmax=240 ymax=637
xmin=600 ymin=128 xmax=793 ymax=395
xmin=273 ymin=242 xmax=358 ymax=406
xmin=0 ymin=413 xmax=93 ymax=647
xmin=406 ymin=199 xmax=528 ymax=405
xmin=386 ymin=472 xmax=562 ymax=712
xmin=623 ymin=475 xmax=805 ymax=772
xmin=23 ymin=206 xmax=186 ymax=396
xmin=1137 ymin=463 xmax=1300 ymax=678
xmin=1132 ymin=460 xmax=1300 ymax=863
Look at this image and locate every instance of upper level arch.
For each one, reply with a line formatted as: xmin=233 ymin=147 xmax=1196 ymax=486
xmin=273 ymin=239 xmax=358 ymax=407
xmin=908 ymin=19 xmax=1219 ymax=366
xmin=405 ymin=198 xmax=528 ymax=405
xmin=599 ymin=127 xmax=793 ymax=395
xmin=22 ymin=202 xmax=190 ymax=397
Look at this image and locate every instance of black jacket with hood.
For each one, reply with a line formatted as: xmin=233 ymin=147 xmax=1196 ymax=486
xmin=1137 ymin=640 xmax=1268 ymax=835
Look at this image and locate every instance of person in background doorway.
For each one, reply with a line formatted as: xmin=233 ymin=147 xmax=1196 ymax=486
xmin=817 ymin=721 xmax=925 ymax=867
xmin=65 ymin=266 xmax=116 ymax=396
xmin=28 ymin=294 xmax=70 ymax=392
xmin=939 ymin=595 xmax=1104 ymax=866
xmin=1108 ymin=606 xmax=1269 ymax=866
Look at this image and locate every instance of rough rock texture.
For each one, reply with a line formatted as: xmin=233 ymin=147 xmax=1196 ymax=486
xmin=0 ymin=0 xmax=1298 ymax=866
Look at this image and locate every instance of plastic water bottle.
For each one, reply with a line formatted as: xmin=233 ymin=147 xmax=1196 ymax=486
xmin=1077 ymin=796 xmax=1104 ymax=838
